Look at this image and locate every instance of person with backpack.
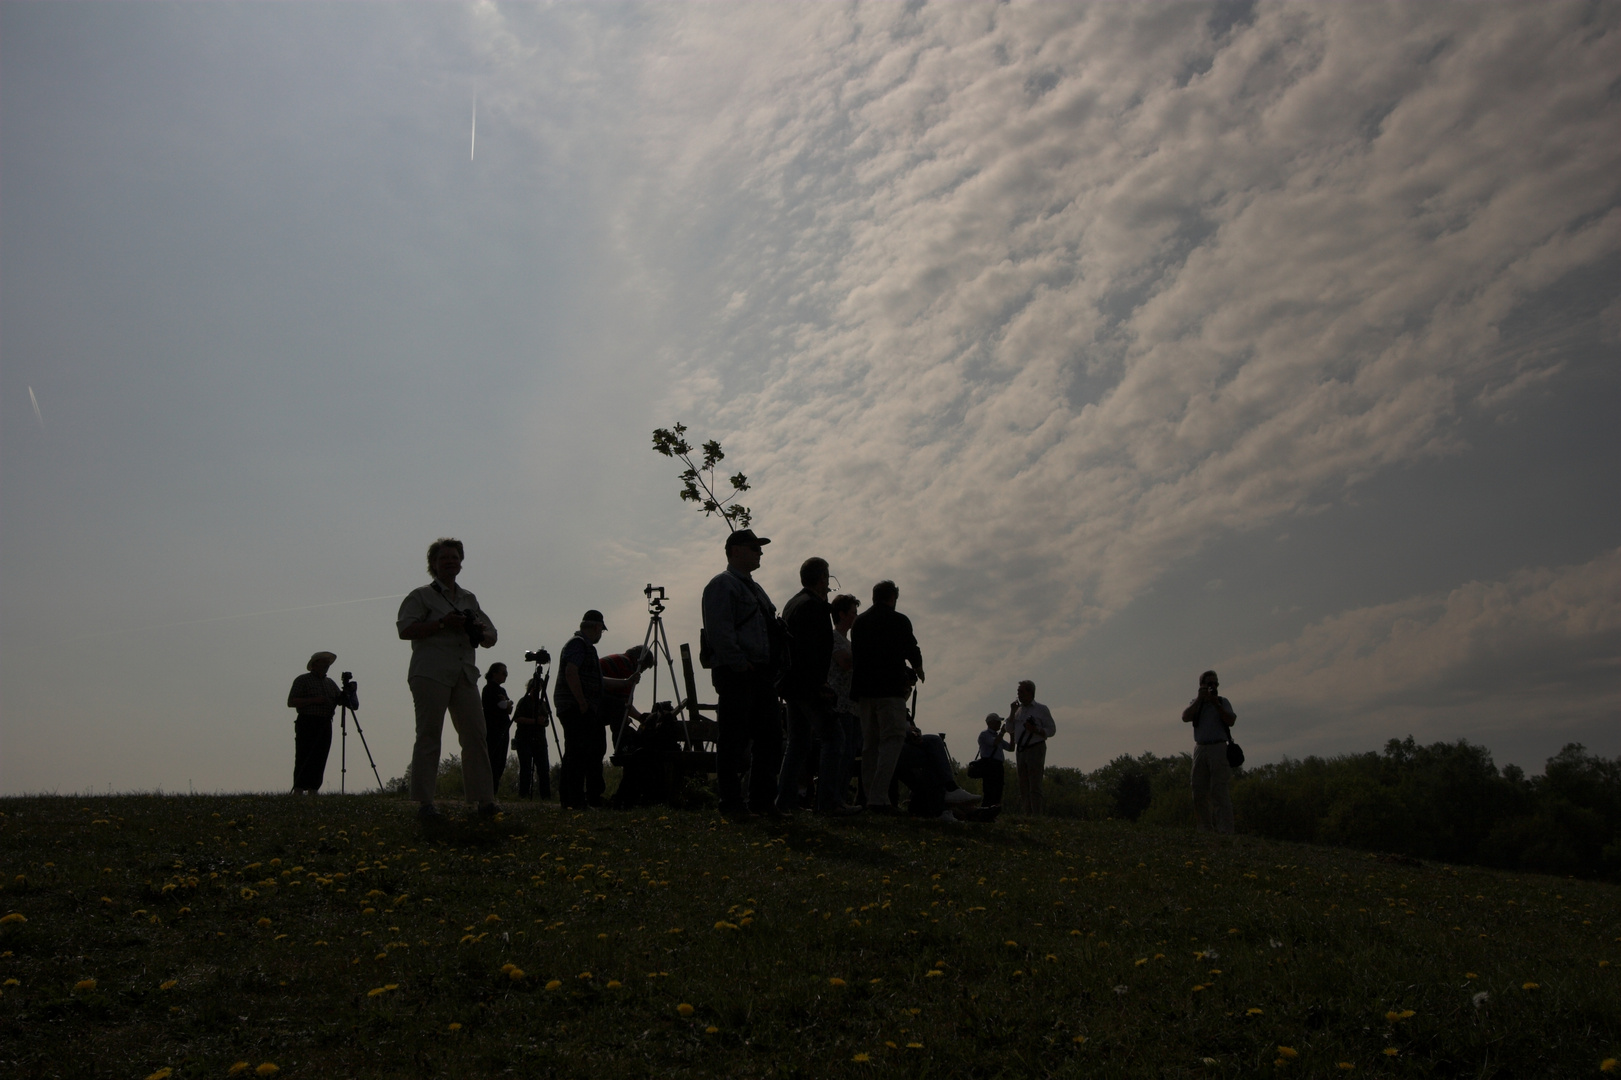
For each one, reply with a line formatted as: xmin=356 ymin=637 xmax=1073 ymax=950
xmin=701 ymin=528 xmax=782 ymax=818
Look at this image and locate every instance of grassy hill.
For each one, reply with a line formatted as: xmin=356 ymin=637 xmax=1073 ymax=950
xmin=1 ymin=795 xmax=1616 ymax=1078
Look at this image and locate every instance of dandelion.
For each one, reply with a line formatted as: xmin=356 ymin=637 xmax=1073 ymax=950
xmin=705 ymin=1025 xmax=719 ymax=1034
xmin=1277 ymin=1047 xmax=1298 ymax=1060
xmin=256 ymin=918 xmax=272 ymax=929
xmin=2 ymin=912 xmax=32 ymax=924
xmin=1465 ymin=972 xmax=1478 ymax=979
xmin=852 ymin=1053 xmax=871 ymax=1062
xmin=160 ymin=979 xmax=178 ymax=990
xmin=1135 ymin=958 xmax=1148 ymax=967
xmin=924 ymin=970 xmax=943 ymax=978
xmin=74 ymin=979 xmax=97 ymax=992
xmin=485 ymin=914 xmax=501 ymax=923
xmin=1382 ymin=1048 xmax=1399 ymax=1058
xmin=1073 ymin=1036 xmax=1088 ymax=1044
xmin=677 ymin=1003 xmax=695 ymax=1017
xmin=228 ymin=1064 xmax=250 ymax=1076
xmin=1600 ymin=1059 xmax=1618 ymax=1074
xmin=500 ymin=963 xmax=517 ymax=975
xmin=255 ymin=1066 xmax=281 ymax=1077
xmin=606 ymin=980 xmax=622 ymax=989
xmin=1521 ymin=981 xmax=1539 ymax=991
xmin=1397 ymin=1009 xmax=1414 ymax=1019
xmin=144 ymin=1069 xmax=173 ymax=1080
xmin=545 ymin=980 xmax=562 ymax=990
xmin=906 ymin=1042 xmax=923 ymax=1049
xmin=1246 ymin=1008 xmax=1264 ymax=1016
xmin=1003 ymin=940 xmax=1018 ymax=947
xmin=1337 ymin=1064 xmax=1355 ymax=1071
xmin=829 ymin=977 xmax=846 ymax=987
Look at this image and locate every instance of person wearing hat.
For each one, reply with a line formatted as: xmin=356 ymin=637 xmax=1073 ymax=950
xmin=555 ymin=609 xmax=640 ymax=808
xmin=286 ymin=651 xmax=341 ymax=794
xmin=396 ymin=537 xmax=500 ymax=820
xmin=701 ymin=528 xmax=783 ymax=817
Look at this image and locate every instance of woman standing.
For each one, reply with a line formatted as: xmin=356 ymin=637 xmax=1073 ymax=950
xmin=482 ymin=662 xmax=514 ymax=793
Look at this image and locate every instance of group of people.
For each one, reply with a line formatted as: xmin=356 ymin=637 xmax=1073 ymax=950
xmin=285 ymin=533 xmax=1240 ymax=834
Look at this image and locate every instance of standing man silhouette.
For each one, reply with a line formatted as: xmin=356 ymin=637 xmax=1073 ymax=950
xmin=702 ymin=528 xmax=781 ymax=818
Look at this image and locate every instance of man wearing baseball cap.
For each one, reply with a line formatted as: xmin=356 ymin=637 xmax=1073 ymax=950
xmin=555 ymin=609 xmax=640 ymax=809
xmin=701 ymin=528 xmax=782 ymax=817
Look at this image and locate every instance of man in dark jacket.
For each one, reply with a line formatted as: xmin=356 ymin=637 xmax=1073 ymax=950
xmin=775 ymin=557 xmax=851 ymax=815
xmin=850 ymin=579 xmax=924 ymax=813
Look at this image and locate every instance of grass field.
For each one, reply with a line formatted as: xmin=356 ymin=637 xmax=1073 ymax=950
xmin=1 ymin=794 xmax=1616 ymax=1078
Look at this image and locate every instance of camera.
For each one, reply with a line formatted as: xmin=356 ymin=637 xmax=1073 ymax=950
xmin=523 ymin=647 xmax=552 ymax=665
xmin=645 ymin=583 xmax=666 ymax=616
xmin=459 ymin=608 xmax=485 ymax=647
xmin=339 ymin=672 xmax=360 ymax=711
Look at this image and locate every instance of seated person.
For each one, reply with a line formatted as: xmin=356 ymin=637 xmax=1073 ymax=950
xmin=610 ymin=702 xmax=684 ymax=808
xmin=889 ymin=726 xmax=979 ymax=820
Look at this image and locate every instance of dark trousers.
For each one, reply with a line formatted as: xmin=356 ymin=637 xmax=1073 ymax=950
xmin=778 ymin=697 xmax=845 ymax=813
xmin=980 ymin=760 xmax=1006 ymax=808
xmin=558 ymin=710 xmax=607 ymax=809
xmin=713 ymin=667 xmax=783 ymax=813
xmin=893 ymin=737 xmax=946 ymax=817
xmin=487 ymin=720 xmax=512 ymax=792
xmin=293 ymin=716 xmax=333 ymax=791
xmin=513 ymin=727 xmax=550 ymax=798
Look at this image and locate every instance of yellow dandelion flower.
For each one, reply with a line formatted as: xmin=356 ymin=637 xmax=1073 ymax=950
xmin=367 ymin=987 xmax=389 ymax=997
xmin=924 ymin=970 xmax=943 ymax=978
xmin=1073 ymin=1035 xmax=1087 ymax=1044
xmin=1246 ymin=1008 xmax=1263 ymax=1016
xmin=74 ymin=979 xmax=97 ymax=992
xmin=144 ymin=1069 xmax=173 ymax=1080
xmin=1465 ymin=972 xmax=1477 ymax=979
xmin=448 ymin=1022 xmax=462 ymax=1031
xmin=606 ymin=980 xmax=622 ymax=989
xmin=484 ymin=914 xmax=501 ymax=923
xmin=255 ymin=1066 xmax=280 ymax=1077
xmin=3 ymin=979 xmax=18 ymax=986
xmin=1003 ymin=940 xmax=1018 ymax=947
xmin=256 ymin=918 xmax=272 ymax=929
xmin=227 ymin=1064 xmax=250 ymax=1076
xmin=499 ymin=963 xmax=517 ymax=975
xmin=1277 ymin=1046 xmax=1298 ymax=1059
xmin=1135 ymin=958 xmax=1148 ymax=966
xmin=545 ymin=980 xmax=562 ymax=990
xmin=1521 ymin=981 xmax=1539 ymax=990
xmin=160 ymin=979 xmax=178 ymax=990
xmin=362 ymin=907 xmax=376 ymax=916
xmin=1385 ymin=1010 xmax=1400 ymax=1022
xmin=853 ymin=1053 xmax=871 ymax=1062
xmin=677 ymin=1003 xmax=695 ymax=1017
xmin=906 ymin=1042 xmax=923 ymax=1049
xmin=829 ymin=977 xmax=846 ymax=987
xmin=1599 ymin=1059 xmax=1618 ymax=1074
xmin=0 ymin=914 xmax=26 ymax=925
xmin=706 ymin=1025 xmax=719 ymax=1034
xmin=507 ymin=968 xmax=525 ymax=981
xmin=1398 ymin=1009 xmax=1414 ymax=1019
xmin=1382 ymin=1048 xmax=1399 ymax=1057
xmin=1337 ymin=1063 xmax=1355 ymax=1071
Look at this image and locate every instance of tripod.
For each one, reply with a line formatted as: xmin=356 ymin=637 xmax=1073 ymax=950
xmin=338 ymin=672 xmax=383 ymax=793
xmin=522 ymin=652 xmax=564 ymax=768
xmin=616 ymin=585 xmax=689 ymax=753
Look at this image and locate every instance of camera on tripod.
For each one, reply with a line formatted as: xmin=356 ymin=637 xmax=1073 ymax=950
xmin=644 ymin=583 xmax=666 ymax=616
xmin=523 ymin=647 xmax=551 ymax=665
xmin=339 ymin=671 xmax=360 ymax=712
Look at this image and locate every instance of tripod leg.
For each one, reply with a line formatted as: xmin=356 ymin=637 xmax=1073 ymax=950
xmin=341 ymin=710 xmax=348 ymax=794
xmin=347 ymin=708 xmax=386 ymax=792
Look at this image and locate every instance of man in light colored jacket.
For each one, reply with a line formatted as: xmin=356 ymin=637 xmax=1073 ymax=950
xmin=1004 ymin=680 xmax=1056 ymax=815
xmin=701 ymin=528 xmax=780 ymax=817
xmin=1181 ymin=669 xmax=1237 ymax=834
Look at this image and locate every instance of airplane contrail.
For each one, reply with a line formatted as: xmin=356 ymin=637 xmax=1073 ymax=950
xmin=28 ymin=385 xmax=43 ymax=428
xmin=71 ymin=593 xmax=408 ymax=640
xmin=471 ymin=95 xmax=476 ymax=161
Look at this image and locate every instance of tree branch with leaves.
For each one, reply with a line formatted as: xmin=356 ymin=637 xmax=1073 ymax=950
xmin=651 ymin=423 xmax=752 ymax=532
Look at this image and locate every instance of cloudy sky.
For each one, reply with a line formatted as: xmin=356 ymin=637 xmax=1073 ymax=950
xmin=3 ymin=1 xmax=1617 ymax=796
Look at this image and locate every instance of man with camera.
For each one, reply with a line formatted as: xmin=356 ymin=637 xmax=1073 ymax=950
xmin=396 ymin=537 xmax=499 ymax=821
xmin=1004 ymin=680 xmax=1056 ymax=815
xmin=850 ymin=579 xmax=924 ymax=814
xmin=701 ymin=528 xmax=782 ymax=818
xmin=555 ymin=610 xmax=640 ymax=809
xmin=286 ymin=650 xmax=342 ymax=794
xmin=1181 ymin=669 xmax=1237 ymax=834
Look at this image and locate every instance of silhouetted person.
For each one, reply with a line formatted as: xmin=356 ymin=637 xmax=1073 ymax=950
xmin=556 ymin=611 xmax=606 ymax=808
xmin=851 ymin=579 xmax=923 ymax=814
xmin=600 ymin=644 xmax=653 ymax=745
xmin=701 ymin=528 xmax=781 ymax=818
xmin=826 ymin=593 xmax=861 ymax=812
xmin=1004 ymin=680 xmax=1055 ymax=815
xmin=482 ymin=662 xmax=514 ymax=791
xmin=777 ymin=557 xmax=844 ymax=815
xmin=511 ymin=674 xmax=550 ymax=799
xmin=973 ymin=712 xmax=1013 ymax=809
xmin=1182 ymin=669 xmax=1236 ymax=834
xmin=396 ymin=537 xmax=499 ymax=821
xmin=286 ymin=650 xmax=340 ymax=794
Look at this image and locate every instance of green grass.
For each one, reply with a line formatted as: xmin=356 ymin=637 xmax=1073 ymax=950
xmin=1 ymin=795 xmax=1617 ymax=1078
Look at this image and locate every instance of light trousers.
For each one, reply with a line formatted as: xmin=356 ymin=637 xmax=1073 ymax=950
xmin=1191 ymin=742 xmax=1234 ymax=834
xmin=858 ymin=697 xmax=911 ymax=807
xmin=409 ymin=673 xmax=495 ymax=805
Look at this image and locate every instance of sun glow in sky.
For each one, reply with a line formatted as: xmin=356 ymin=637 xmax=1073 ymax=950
xmin=2 ymin=2 xmax=1617 ymax=794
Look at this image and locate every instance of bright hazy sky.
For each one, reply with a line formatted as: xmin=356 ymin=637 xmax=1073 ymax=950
xmin=3 ymin=2 xmax=1617 ymax=795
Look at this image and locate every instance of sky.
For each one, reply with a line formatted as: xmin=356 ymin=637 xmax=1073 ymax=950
xmin=2 ymin=1 xmax=1617 ymax=796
